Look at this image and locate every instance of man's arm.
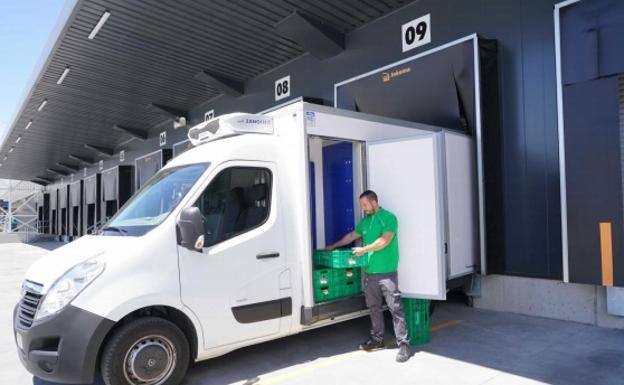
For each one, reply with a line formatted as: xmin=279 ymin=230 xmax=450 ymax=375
xmin=325 ymin=231 xmax=361 ymax=250
xmin=352 ymin=231 xmax=394 ymax=256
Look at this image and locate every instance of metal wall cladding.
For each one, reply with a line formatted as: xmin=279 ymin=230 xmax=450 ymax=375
xmin=0 ymin=0 xmax=414 ymax=180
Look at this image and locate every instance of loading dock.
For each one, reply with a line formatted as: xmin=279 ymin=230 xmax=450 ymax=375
xmin=100 ymin=166 xmax=133 ymax=223
xmin=68 ymin=180 xmax=83 ymax=239
xmin=134 ymin=149 xmax=172 ymax=190
xmin=82 ymin=173 xmax=101 ymax=234
xmin=173 ymin=139 xmax=193 ymax=158
xmin=47 ymin=189 xmax=57 ymax=236
xmin=57 ymin=184 xmax=69 ymax=240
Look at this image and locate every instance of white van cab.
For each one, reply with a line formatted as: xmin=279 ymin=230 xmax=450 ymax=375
xmin=14 ymin=102 xmax=479 ymax=385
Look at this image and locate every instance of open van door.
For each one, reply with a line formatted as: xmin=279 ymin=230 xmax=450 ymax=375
xmin=367 ymin=134 xmax=447 ymax=300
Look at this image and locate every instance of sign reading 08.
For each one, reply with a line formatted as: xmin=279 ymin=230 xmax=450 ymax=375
xmin=275 ymin=75 xmax=290 ymax=101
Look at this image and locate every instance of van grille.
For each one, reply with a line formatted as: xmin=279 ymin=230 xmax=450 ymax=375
xmin=16 ymin=283 xmax=43 ymax=329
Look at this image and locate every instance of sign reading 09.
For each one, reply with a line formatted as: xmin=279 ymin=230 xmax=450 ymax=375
xmin=402 ymin=14 xmax=431 ymax=53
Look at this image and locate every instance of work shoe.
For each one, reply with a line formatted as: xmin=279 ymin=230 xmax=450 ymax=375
xmin=396 ymin=343 xmax=411 ymax=363
xmin=358 ymin=339 xmax=385 ymax=351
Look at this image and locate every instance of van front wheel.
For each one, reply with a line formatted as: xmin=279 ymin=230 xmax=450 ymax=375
xmin=100 ymin=317 xmax=190 ymax=385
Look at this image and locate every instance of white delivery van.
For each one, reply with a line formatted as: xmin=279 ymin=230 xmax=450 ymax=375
xmin=14 ymin=102 xmax=479 ymax=385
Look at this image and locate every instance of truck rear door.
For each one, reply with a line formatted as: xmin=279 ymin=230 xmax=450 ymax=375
xmin=367 ymin=134 xmax=447 ymax=300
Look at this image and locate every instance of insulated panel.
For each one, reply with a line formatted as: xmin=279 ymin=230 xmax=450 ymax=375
xmin=135 ymin=149 xmax=172 ymax=190
xmin=443 ymin=132 xmax=479 ymax=278
xmin=102 ymin=168 xmax=118 ymax=202
xmin=84 ymin=175 xmax=98 ymax=205
xmin=59 ymin=186 xmax=68 ymax=209
xmin=69 ymin=181 xmax=81 ymax=207
xmin=367 ymin=135 xmax=446 ymax=300
xmin=173 ymin=140 xmax=193 ymax=157
xmin=49 ymin=189 xmax=57 ymax=210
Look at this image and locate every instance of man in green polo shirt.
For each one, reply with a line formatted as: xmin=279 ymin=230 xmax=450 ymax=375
xmin=326 ymin=190 xmax=410 ymax=363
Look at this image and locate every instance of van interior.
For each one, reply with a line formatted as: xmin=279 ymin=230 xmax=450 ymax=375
xmin=308 ymin=136 xmax=364 ymax=305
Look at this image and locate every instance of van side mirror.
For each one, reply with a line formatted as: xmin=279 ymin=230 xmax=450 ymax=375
xmin=177 ymin=207 xmax=204 ymax=252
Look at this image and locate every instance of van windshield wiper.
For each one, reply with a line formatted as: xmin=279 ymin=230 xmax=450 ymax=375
xmin=101 ymin=226 xmax=127 ymax=235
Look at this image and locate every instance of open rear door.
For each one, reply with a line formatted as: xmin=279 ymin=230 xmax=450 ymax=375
xmin=367 ymin=134 xmax=447 ymax=300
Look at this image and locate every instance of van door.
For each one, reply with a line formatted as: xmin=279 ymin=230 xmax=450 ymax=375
xmin=367 ymin=134 xmax=447 ymax=300
xmin=177 ymin=162 xmax=289 ymax=349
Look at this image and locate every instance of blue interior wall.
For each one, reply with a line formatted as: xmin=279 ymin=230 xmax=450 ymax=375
xmin=322 ymin=142 xmax=355 ymax=245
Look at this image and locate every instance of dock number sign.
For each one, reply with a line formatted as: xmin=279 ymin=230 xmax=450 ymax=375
xmin=275 ymin=75 xmax=290 ymax=101
xmin=402 ymin=14 xmax=431 ymax=53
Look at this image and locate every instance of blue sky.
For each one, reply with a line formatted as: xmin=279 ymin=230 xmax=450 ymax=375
xmin=0 ymin=0 xmax=65 ymax=141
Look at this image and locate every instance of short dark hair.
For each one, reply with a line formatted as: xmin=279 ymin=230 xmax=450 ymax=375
xmin=359 ymin=190 xmax=378 ymax=202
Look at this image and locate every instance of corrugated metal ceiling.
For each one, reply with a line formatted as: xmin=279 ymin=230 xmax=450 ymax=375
xmin=0 ymin=0 xmax=414 ymax=182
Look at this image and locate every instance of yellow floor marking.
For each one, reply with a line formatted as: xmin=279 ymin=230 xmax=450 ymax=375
xmin=253 ymin=320 xmax=462 ymax=385
xmin=430 ymin=319 xmax=463 ymax=332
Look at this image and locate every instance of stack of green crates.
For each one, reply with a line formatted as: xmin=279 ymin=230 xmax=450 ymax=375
xmin=313 ymin=249 xmax=367 ymax=268
xmin=312 ymin=249 xmax=364 ymax=303
xmin=402 ymin=298 xmax=430 ymax=345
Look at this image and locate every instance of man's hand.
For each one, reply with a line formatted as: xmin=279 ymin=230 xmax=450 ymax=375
xmin=352 ymin=247 xmax=366 ymax=256
xmin=324 ymin=244 xmax=336 ymax=251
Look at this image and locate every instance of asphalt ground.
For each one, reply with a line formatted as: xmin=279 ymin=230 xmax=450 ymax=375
xmin=3 ymin=241 xmax=624 ymax=385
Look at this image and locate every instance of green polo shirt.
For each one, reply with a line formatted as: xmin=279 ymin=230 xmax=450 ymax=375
xmin=354 ymin=207 xmax=399 ymax=274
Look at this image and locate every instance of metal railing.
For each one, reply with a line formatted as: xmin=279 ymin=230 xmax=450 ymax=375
xmin=0 ymin=180 xmax=43 ymax=240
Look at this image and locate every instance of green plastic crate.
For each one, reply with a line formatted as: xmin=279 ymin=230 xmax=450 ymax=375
xmin=312 ymin=267 xmax=361 ymax=287
xmin=313 ymin=249 xmax=367 ymax=268
xmin=313 ymin=279 xmax=362 ymax=303
xmin=402 ymin=298 xmax=430 ymax=345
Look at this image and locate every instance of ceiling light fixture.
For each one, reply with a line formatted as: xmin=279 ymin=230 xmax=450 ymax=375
xmin=38 ymin=99 xmax=47 ymax=112
xmin=57 ymin=66 xmax=70 ymax=85
xmin=15 ymin=136 xmax=21 ymax=143
xmin=25 ymin=120 xmax=32 ymax=130
xmin=88 ymin=11 xmax=110 ymax=40
xmin=9 ymin=147 xmax=14 ymax=153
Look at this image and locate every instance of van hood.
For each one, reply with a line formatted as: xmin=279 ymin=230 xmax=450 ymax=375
xmin=24 ymin=235 xmax=135 ymax=294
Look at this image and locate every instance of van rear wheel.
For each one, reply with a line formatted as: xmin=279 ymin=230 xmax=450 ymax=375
xmin=100 ymin=317 xmax=190 ymax=385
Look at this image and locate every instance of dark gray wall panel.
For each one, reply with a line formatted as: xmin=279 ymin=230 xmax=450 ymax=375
xmin=561 ymin=0 xmax=624 ymax=85
xmin=564 ymin=76 xmax=623 ymax=286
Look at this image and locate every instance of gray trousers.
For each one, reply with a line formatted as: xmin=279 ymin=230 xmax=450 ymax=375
xmin=363 ymin=271 xmax=409 ymax=346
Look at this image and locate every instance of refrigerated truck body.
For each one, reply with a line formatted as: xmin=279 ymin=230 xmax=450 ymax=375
xmin=14 ymin=102 xmax=479 ymax=385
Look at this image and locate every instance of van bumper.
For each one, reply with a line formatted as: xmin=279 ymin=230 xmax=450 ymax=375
xmin=13 ymin=304 xmax=115 ymax=384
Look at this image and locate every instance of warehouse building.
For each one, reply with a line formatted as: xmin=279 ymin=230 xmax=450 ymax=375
xmin=1 ymin=0 xmax=624 ymax=327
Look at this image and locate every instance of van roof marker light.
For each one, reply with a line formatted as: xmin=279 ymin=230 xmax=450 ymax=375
xmin=88 ymin=11 xmax=110 ymax=40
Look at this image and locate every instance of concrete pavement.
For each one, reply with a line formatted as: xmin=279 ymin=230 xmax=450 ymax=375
xmin=2 ymin=241 xmax=624 ymax=385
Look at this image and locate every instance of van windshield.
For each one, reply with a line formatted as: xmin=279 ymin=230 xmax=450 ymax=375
xmin=102 ymin=163 xmax=208 ymax=236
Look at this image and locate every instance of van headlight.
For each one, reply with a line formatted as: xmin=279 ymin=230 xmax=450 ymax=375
xmin=35 ymin=258 xmax=105 ymax=321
